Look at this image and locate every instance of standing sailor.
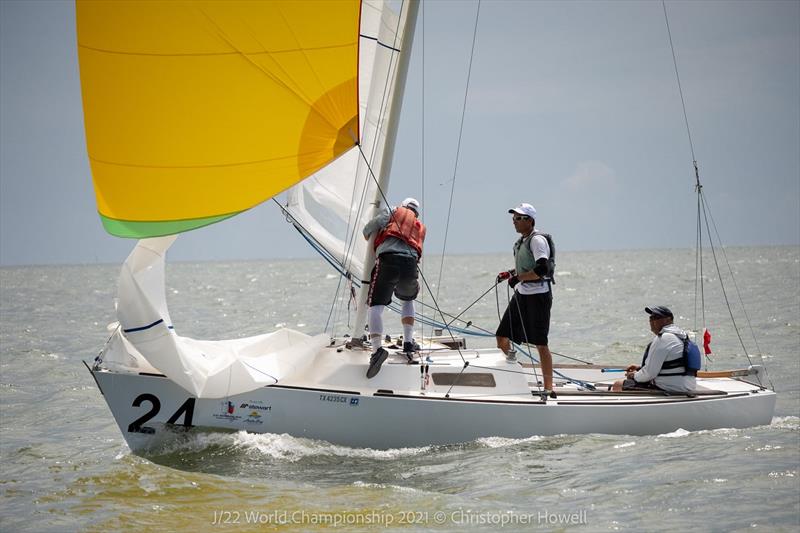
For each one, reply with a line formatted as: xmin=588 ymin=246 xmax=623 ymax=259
xmin=362 ymin=198 xmax=427 ymax=378
xmin=495 ymin=203 xmax=555 ymax=396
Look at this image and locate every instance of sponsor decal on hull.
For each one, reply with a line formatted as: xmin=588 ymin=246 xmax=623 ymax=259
xmin=214 ymin=400 xmax=242 ymax=422
xmin=240 ymin=400 xmax=271 ymax=424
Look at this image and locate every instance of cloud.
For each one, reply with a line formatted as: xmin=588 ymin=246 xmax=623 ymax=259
xmin=563 ymin=161 xmax=617 ymax=192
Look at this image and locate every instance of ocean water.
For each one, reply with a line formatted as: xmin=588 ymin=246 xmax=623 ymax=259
xmin=1 ymin=247 xmax=798 ymax=532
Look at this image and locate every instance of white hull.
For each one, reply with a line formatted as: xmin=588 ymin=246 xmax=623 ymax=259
xmin=88 ymin=344 xmax=776 ymax=452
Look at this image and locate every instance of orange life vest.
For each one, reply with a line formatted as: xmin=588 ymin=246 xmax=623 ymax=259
xmin=373 ymin=206 xmax=426 ymax=258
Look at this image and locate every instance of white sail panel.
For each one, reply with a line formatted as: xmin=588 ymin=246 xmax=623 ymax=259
xmin=113 ymin=237 xmax=328 ymax=398
xmin=285 ymin=0 xmax=410 ymax=281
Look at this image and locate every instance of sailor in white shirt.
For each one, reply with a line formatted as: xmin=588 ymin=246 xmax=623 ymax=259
xmin=612 ymin=306 xmax=697 ymax=393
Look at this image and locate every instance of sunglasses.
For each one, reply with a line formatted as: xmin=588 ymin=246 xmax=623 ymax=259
xmin=649 ymin=316 xmax=666 ymax=321
xmin=513 ymin=215 xmax=529 ymax=221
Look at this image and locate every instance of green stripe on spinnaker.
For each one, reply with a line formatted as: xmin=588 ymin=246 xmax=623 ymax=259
xmin=100 ymin=212 xmax=239 ymax=238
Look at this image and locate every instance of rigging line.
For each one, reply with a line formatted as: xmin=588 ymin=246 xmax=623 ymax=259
xmin=496 ymin=282 xmax=593 ymax=387
xmin=416 ymin=292 xmax=595 ymax=364
xmin=510 ymin=284 xmax=544 ymax=394
xmin=665 ymin=0 xmax=708 ymax=339
xmin=698 ymin=193 xmax=756 ymax=370
xmin=355 ymin=144 xmax=465 ymax=357
xmin=298 ymin=240 xmax=489 ymax=339
xmin=665 ymin=0 xmax=708 ymax=346
xmin=700 ymin=192 xmax=768 ymax=366
xmin=662 ymin=0 xmax=698 ymax=168
xmin=416 ymin=265 xmax=468 ymax=363
xmin=434 ymin=0 xmax=482 ymax=301
xmin=287 ymin=195 xmax=496 ymax=342
xmin=276 ymin=196 xmax=363 ymax=336
xmin=694 ymin=191 xmax=699 ymax=335
xmin=275 ymin=200 xmax=348 ymax=334
xmin=510 ymin=345 xmax=596 ymax=390
xmin=421 ymin=0 xmax=427 ymax=342
xmin=699 ymin=194 xmax=772 ymax=391
xmin=336 ymin=0 xmax=408 ymax=326
xmin=467 ymin=363 xmax=594 ymax=390
xmin=291 ymin=208 xmax=482 ymax=337
xmin=283 ymin=183 xmax=590 ymax=368
xmin=337 ymin=160 xmax=375 ymax=303
xmin=331 ymin=0 xmax=408 ymax=298
xmin=699 ymin=194 xmax=707 ymax=338
xmin=444 ymin=281 xmax=498 ymax=328
xmin=286 ymin=205 xmax=594 ymax=365
xmin=329 ymin=0 xmax=411 ymax=333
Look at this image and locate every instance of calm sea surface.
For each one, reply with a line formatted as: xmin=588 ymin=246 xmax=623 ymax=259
xmin=1 ymin=247 xmax=798 ymax=532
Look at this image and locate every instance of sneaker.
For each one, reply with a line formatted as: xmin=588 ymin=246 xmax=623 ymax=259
xmin=539 ymin=389 xmax=557 ymax=400
xmin=366 ymin=347 xmax=389 ymax=378
xmin=403 ymin=340 xmax=420 ymax=351
xmin=402 ymin=341 xmax=420 ymax=363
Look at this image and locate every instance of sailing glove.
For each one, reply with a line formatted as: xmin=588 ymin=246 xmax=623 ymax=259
xmin=496 ymin=271 xmax=513 ymax=283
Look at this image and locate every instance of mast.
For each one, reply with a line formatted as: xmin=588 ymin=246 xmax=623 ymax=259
xmin=351 ymin=0 xmax=420 ymax=340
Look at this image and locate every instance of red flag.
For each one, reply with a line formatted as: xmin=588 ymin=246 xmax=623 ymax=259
xmin=703 ymin=328 xmax=712 ymax=355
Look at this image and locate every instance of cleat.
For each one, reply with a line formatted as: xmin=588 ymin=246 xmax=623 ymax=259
xmin=366 ymin=347 xmax=389 ymax=378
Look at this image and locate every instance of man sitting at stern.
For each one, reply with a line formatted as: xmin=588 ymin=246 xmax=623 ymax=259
xmin=611 ymin=306 xmax=697 ymax=393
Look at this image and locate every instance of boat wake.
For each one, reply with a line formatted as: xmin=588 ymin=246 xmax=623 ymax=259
xmin=123 ymin=429 xmax=562 ymax=463
xmin=770 ymin=416 xmax=799 ymax=429
xmin=230 ymin=431 xmax=434 ymax=461
xmin=128 ymin=429 xmax=436 ymax=462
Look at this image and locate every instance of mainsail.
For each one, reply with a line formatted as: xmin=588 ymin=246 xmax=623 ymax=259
xmin=77 ymin=0 xmax=414 ymax=398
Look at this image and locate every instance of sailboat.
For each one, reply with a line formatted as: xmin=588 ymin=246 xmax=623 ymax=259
xmin=77 ymin=0 xmax=775 ymax=453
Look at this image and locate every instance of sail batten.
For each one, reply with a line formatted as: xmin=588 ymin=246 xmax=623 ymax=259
xmin=77 ymin=0 xmax=361 ymax=238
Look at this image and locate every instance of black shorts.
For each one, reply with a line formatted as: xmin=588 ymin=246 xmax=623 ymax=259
xmin=621 ymin=379 xmax=662 ymax=391
xmin=367 ymin=253 xmax=419 ymax=306
xmin=495 ymin=291 xmax=552 ymax=346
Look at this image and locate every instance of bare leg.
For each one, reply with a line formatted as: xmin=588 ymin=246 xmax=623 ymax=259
xmin=611 ymin=379 xmax=624 ymax=392
xmin=536 ymin=344 xmax=553 ymax=391
xmin=496 ymin=336 xmax=511 ymax=355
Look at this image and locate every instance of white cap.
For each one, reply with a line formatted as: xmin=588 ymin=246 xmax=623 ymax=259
xmin=508 ymin=203 xmax=536 ymax=219
xmin=401 ymin=197 xmax=420 ymax=213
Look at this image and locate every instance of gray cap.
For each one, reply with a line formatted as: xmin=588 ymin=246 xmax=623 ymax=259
xmin=645 ymin=306 xmax=673 ymax=319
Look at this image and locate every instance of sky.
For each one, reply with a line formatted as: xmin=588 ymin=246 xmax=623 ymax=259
xmin=1 ymin=0 xmax=798 ymax=266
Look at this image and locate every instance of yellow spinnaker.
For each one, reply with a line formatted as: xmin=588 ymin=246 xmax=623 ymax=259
xmin=76 ymin=0 xmax=360 ymax=238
